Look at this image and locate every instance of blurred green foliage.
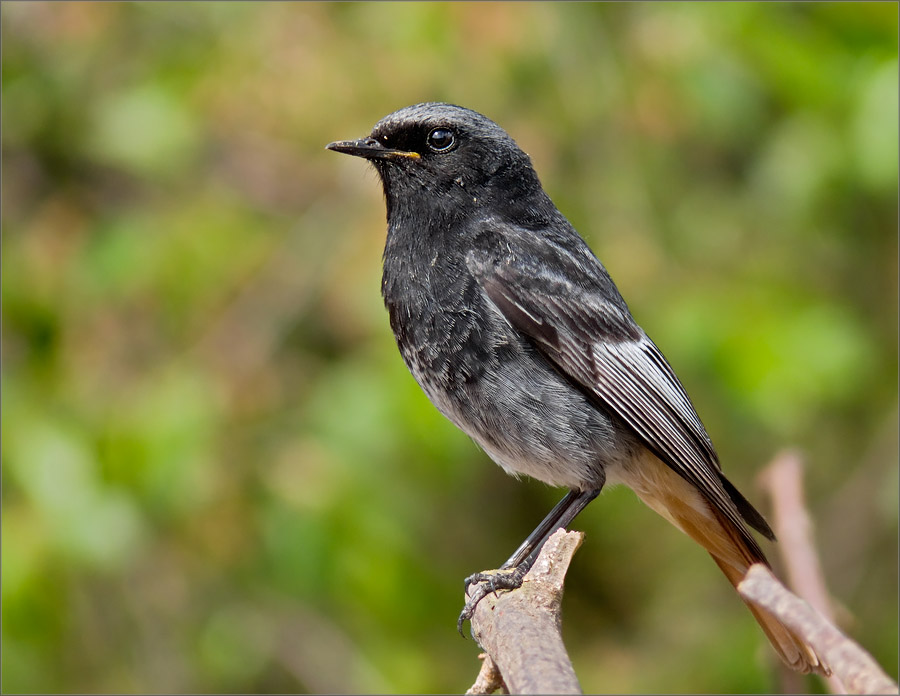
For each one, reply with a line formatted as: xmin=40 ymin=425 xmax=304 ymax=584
xmin=2 ymin=2 xmax=897 ymax=693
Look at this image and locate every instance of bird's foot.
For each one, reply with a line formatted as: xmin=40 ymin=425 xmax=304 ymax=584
xmin=457 ymin=566 xmax=529 ymax=636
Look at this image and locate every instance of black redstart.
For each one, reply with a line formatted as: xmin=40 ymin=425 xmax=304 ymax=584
xmin=327 ymin=102 xmax=825 ymax=674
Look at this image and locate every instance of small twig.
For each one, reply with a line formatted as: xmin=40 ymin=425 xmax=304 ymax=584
xmin=759 ymin=451 xmax=836 ymax=621
xmin=739 ymin=564 xmax=899 ymax=695
xmin=760 ymin=450 xmax=847 ymax=693
xmin=467 ymin=653 xmax=508 ymax=695
xmin=467 ymin=529 xmax=584 ymax=695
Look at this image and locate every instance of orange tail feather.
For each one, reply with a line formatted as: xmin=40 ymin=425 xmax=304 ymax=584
xmin=620 ymin=453 xmax=828 ymax=675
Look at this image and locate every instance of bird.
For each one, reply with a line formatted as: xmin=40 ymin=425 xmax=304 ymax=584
xmin=326 ymin=102 xmax=826 ymax=675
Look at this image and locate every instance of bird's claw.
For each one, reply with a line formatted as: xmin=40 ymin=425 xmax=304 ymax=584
xmin=457 ymin=567 xmax=529 ymax=637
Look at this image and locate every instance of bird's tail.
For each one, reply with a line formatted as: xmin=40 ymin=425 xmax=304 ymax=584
xmin=620 ymin=453 xmax=828 ymax=675
xmin=694 ymin=505 xmax=826 ymax=675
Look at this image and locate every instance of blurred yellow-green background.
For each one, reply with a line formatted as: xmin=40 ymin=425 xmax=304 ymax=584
xmin=2 ymin=2 xmax=897 ymax=693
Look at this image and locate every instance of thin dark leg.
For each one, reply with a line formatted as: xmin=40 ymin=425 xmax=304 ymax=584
xmin=457 ymin=487 xmax=602 ymax=634
xmin=500 ymin=488 xmax=599 ymax=570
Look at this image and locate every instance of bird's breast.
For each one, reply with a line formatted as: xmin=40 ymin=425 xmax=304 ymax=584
xmin=382 ymin=251 xmax=494 ymax=393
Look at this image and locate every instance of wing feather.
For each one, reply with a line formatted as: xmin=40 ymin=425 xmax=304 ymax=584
xmin=470 ymin=244 xmax=772 ymax=551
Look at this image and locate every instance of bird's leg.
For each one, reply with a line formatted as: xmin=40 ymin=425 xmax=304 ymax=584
xmin=457 ymin=487 xmax=601 ymax=635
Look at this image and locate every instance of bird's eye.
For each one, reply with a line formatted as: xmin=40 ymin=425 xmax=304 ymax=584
xmin=426 ymin=127 xmax=456 ymax=153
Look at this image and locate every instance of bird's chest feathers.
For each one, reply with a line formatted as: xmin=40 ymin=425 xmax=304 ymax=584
xmin=381 ymin=237 xmax=497 ymax=392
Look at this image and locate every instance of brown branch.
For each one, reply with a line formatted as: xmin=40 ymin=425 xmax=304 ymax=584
xmin=739 ymin=564 xmax=898 ymax=695
xmin=759 ymin=450 xmax=837 ymax=623
xmin=467 ymin=653 xmax=508 ymax=695
xmin=467 ymin=529 xmax=584 ymax=695
xmin=760 ymin=450 xmax=861 ymax=694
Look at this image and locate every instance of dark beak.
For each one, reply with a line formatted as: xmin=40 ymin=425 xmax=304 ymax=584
xmin=326 ymin=137 xmax=420 ymax=160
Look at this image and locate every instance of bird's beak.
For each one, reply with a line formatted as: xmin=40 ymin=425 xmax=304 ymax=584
xmin=326 ymin=137 xmax=420 ymax=160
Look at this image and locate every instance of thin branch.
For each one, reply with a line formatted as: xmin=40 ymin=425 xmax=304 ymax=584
xmin=738 ymin=564 xmax=898 ymax=695
xmin=760 ymin=450 xmax=849 ymax=694
xmin=467 ymin=529 xmax=584 ymax=695
xmin=467 ymin=653 xmax=508 ymax=695
xmin=759 ymin=451 xmax=837 ymax=622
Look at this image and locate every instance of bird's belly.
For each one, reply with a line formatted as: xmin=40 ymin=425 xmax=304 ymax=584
xmin=405 ymin=340 xmax=638 ymax=491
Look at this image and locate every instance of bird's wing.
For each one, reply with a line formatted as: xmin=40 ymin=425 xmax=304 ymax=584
xmin=467 ymin=241 xmax=773 ymax=548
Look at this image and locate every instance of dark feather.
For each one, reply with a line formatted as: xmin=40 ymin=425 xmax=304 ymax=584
xmin=468 ymin=224 xmax=774 ymax=550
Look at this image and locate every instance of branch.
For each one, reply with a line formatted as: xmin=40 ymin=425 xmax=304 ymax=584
xmin=467 ymin=529 xmax=584 ymax=695
xmin=467 ymin=653 xmax=508 ymax=695
xmin=739 ymin=564 xmax=898 ymax=695
xmin=759 ymin=449 xmax=848 ymax=693
xmin=759 ymin=451 xmax=837 ymax=623
xmin=758 ymin=449 xmax=898 ymax=693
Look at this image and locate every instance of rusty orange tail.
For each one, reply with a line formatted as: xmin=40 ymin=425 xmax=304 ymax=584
xmin=620 ymin=452 xmax=828 ymax=675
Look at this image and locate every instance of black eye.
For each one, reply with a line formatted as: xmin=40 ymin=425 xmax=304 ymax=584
xmin=426 ymin=127 xmax=456 ymax=152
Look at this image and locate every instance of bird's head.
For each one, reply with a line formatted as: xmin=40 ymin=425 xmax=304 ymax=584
xmin=327 ymin=103 xmax=549 ymax=223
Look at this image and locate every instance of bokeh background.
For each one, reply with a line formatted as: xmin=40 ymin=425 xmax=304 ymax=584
xmin=2 ymin=2 xmax=897 ymax=693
